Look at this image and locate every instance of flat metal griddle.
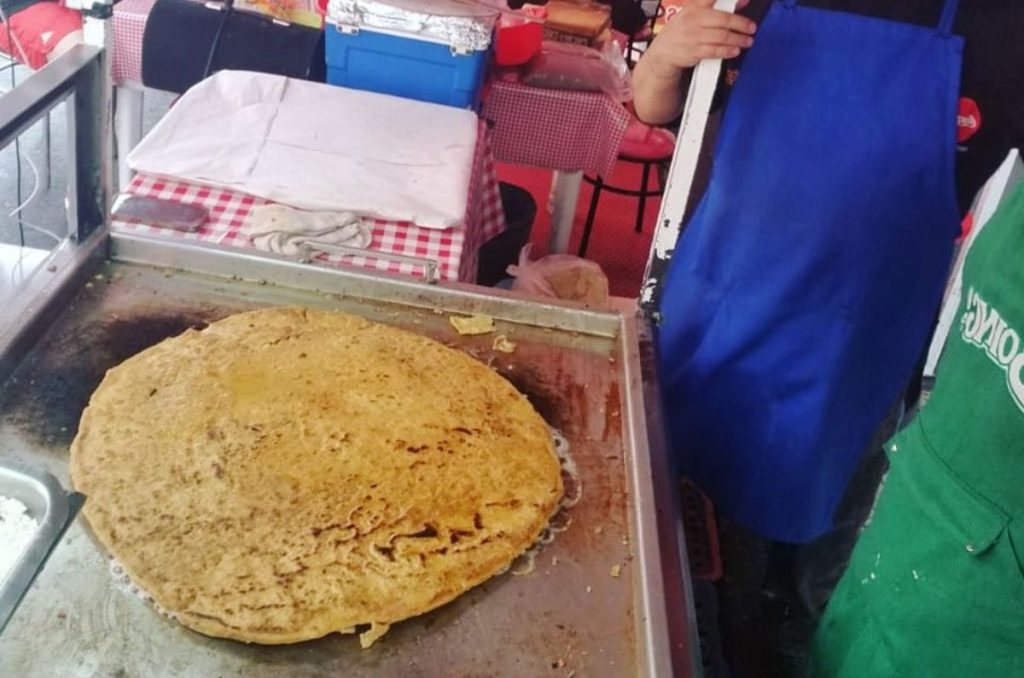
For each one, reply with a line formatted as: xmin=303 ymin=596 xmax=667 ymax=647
xmin=0 ymin=233 xmax=699 ymax=676
xmin=0 ymin=42 xmax=698 ymax=677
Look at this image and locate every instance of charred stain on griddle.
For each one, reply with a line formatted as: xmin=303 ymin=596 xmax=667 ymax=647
xmin=498 ymin=367 xmax=564 ymax=430
xmin=0 ymin=306 xmax=223 ymax=448
xmin=102 ymin=310 xmax=219 ymax=357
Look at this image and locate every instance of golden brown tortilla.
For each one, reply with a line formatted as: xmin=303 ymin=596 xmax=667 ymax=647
xmin=71 ymin=307 xmax=562 ymax=645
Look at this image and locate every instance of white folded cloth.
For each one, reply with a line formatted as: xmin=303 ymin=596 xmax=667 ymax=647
xmin=244 ymin=204 xmax=372 ymax=257
xmin=127 ymin=71 xmax=477 ymax=229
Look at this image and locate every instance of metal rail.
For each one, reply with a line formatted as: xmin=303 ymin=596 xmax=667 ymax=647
xmin=0 ymin=45 xmax=112 ymax=384
xmin=0 ymin=44 xmax=109 ymax=242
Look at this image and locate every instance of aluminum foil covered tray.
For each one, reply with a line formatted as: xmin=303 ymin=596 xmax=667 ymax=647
xmin=327 ymin=0 xmax=498 ymax=52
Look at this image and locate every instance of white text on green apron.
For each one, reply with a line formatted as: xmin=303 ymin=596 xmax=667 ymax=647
xmin=961 ymin=287 xmax=1024 ymax=413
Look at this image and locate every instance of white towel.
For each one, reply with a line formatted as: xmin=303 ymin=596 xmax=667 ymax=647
xmin=245 ymin=204 xmax=371 ymax=257
xmin=127 ymin=71 xmax=477 ymax=229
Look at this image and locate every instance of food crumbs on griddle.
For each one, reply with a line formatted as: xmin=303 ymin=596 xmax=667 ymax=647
xmin=359 ymin=622 xmax=390 ymax=649
xmin=585 ymin=585 xmax=592 ymax=593
xmin=594 ymin=526 xmax=603 ymax=535
xmin=610 ymin=565 xmax=621 ymax=578
xmin=552 ymin=556 xmax=559 ymax=566
xmin=492 ymin=335 xmax=516 ymax=353
xmin=449 ymin=314 xmax=495 ymax=336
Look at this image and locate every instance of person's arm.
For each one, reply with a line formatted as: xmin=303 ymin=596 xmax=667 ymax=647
xmin=633 ymin=0 xmax=757 ymax=125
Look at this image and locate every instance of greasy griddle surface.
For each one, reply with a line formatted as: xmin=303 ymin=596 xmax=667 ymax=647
xmin=0 ymin=262 xmax=637 ymax=678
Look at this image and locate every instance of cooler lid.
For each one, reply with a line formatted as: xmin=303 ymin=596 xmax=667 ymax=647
xmin=326 ymin=0 xmax=498 ymax=52
xmin=639 ymin=0 xmax=738 ymax=317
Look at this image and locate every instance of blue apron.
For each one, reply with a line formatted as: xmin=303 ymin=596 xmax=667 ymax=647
xmin=658 ymin=0 xmax=963 ymax=543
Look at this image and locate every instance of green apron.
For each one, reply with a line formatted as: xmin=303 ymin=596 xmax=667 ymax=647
xmin=812 ymin=182 xmax=1024 ymax=677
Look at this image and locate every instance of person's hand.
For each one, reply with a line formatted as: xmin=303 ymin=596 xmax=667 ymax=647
xmin=645 ymin=0 xmax=757 ymax=79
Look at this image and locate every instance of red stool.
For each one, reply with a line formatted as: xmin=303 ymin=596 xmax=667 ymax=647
xmin=578 ymin=118 xmax=676 ymax=257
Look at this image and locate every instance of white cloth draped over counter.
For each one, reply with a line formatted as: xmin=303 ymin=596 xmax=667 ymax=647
xmin=127 ymin=70 xmax=479 ymax=229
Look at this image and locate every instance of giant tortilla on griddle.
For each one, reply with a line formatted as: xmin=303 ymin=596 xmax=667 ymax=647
xmin=71 ymin=307 xmax=563 ymax=645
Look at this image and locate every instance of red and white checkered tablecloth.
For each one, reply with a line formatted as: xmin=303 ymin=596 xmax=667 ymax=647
xmin=112 ymin=0 xmax=154 ymax=86
xmin=113 ymin=126 xmax=505 ymax=283
xmin=482 ymin=80 xmax=631 ymax=179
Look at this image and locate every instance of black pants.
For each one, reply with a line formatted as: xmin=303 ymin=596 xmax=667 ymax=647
xmin=780 ymin=339 xmax=932 ymax=615
xmin=716 ymin=396 xmax=904 ymax=677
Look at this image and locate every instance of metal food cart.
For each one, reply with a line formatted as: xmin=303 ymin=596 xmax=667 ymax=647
xmin=0 ymin=19 xmax=702 ymax=677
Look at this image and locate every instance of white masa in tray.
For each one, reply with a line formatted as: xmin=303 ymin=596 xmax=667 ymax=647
xmin=0 ymin=495 xmax=38 ymax=584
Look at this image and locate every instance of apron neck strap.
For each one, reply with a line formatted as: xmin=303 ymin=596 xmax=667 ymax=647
xmin=937 ymin=0 xmax=959 ymax=34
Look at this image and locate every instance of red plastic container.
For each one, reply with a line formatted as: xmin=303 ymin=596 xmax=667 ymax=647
xmin=494 ymin=8 xmax=545 ymax=67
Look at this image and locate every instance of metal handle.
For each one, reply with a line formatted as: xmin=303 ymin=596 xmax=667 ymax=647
xmin=640 ymin=0 xmax=738 ymax=317
xmin=298 ymin=240 xmax=441 ymax=285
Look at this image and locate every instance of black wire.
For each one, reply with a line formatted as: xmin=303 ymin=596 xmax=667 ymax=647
xmin=203 ymin=0 xmax=235 ymax=79
xmin=4 ymin=16 xmax=23 ymax=247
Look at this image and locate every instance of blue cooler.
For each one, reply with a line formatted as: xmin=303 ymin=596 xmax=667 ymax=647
xmin=325 ymin=0 xmax=497 ymax=110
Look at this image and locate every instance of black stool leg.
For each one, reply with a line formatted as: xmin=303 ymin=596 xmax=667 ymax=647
xmin=579 ymin=175 xmax=604 ymax=257
xmin=636 ymin=161 xmax=652 ymax=233
xmin=656 ymin=161 xmax=668 ymax=191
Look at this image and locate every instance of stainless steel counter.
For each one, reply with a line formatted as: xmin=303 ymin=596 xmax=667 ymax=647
xmin=0 ymin=233 xmax=701 ymax=677
xmin=0 ymin=37 xmax=699 ymax=678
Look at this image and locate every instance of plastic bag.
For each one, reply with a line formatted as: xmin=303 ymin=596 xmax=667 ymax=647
xmin=506 ymin=244 xmax=610 ymax=308
xmin=522 ymin=40 xmax=632 ymax=102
